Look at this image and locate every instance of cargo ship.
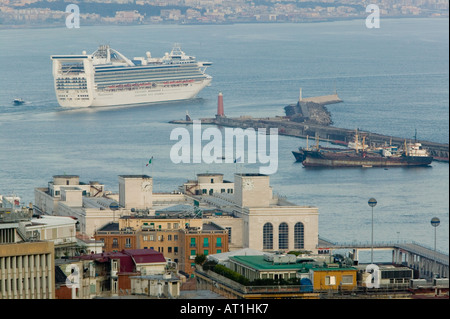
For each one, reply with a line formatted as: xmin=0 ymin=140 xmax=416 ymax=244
xmin=50 ymin=44 xmax=212 ymax=107
xmin=293 ymin=134 xmax=433 ymax=167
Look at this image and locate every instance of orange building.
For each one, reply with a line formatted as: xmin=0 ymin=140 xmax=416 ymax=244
xmin=180 ymin=222 xmax=229 ymax=276
xmin=94 ymin=222 xmax=137 ymax=252
xmin=310 ymin=267 xmax=358 ymax=291
xmin=94 ymin=216 xmax=229 ymax=276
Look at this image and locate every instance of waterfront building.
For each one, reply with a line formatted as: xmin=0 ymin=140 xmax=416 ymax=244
xmin=182 ymin=173 xmax=234 ymax=196
xmin=0 ymin=208 xmax=55 ymax=299
xmin=202 ymin=173 xmax=319 ymax=253
xmin=35 ymin=172 xmax=319 ymax=276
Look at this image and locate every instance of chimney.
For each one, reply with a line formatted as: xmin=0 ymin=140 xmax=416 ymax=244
xmin=299 ymin=87 xmax=302 ymax=102
xmin=216 ymin=92 xmax=224 ymax=117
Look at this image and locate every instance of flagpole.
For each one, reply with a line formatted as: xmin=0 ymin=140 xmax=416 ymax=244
xmin=151 ymin=157 xmax=153 ymax=177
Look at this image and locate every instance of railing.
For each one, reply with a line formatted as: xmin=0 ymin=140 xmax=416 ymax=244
xmin=317 ymin=237 xmax=449 ymax=266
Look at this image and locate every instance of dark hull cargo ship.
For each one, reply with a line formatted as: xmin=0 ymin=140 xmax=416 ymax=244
xmin=293 ymin=142 xmax=433 ymax=168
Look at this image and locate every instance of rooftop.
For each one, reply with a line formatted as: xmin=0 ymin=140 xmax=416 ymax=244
xmin=77 ymin=249 xmax=166 ymax=272
xmin=53 ymin=175 xmax=79 ymax=178
xmin=119 ymin=175 xmax=151 ymax=179
xmin=230 ymin=255 xmax=356 ymax=272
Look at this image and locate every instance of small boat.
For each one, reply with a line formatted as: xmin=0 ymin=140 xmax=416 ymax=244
xmin=13 ymin=98 xmax=25 ymax=105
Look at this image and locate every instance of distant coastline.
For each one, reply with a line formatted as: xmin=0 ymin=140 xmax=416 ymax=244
xmin=1 ymin=0 xmax=448 ymax=29
xmin=0 ymin=15 xmax=448 ymax=31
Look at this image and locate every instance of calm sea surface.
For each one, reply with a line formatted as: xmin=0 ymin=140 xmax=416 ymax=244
xmin=0 ymin=18 xmax=448 ymax=261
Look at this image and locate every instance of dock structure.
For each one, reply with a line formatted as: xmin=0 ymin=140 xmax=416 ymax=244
xmin=206 ymin=116 xmax=449 ymax=161
xmin=318 ymin=237 xmax=449 ymax=279
xmin=169 ymin=91 xmax=449 ymax=161
xmin=299 ymin=93 xmax=342 ymax=105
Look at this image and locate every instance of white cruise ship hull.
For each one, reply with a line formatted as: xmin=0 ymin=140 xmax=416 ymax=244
xmin=51 ymin=45 xmax=212 ymax=108
xmin=56 ymin=78 xmax=211 ymax=108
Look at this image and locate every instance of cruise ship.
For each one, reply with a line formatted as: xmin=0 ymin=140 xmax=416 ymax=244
xmin=50 ymin=44 xmax=212 ymax=107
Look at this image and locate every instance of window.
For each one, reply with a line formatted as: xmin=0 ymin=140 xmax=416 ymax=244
xmin=203 ymin=238 xmax=209 ymax=247
xmin=168 ymin=247 xmax=172 ymax=253
xmin=90 ymin=284 xmax=96 ymax=294
xmin=226 ymin=227 xmax=232 ymax=243
xmin=294 ymin=222 xmax=305 ymax=249
xmin=190 ymin=238 xmax=196 ymax=247
xmin=202 ymin=189 xmax=207 ymax=194
xmin=278 ymin=223 xmax=288 ymax=250
xmin=216 ymin=237 xmax=222 ymax=247
xmin=112 ymin=238 xmax=118 ymax=248
xmin=211 ymin=178 xmax=214 ymax=183
xmin=190 ymin=250 xmax=196 ymax=256
xmin=168 ymin=235 xmax=172 ymax=241
xmin=204 ymin=250 xmax=209 ymax=256
xmin=325 ymin=276 xmax=336 ymax=285
xmin=263 ymin=223 xmax=273 ymax=250
xmin=217 ymin=249 xmax=222 ymax=254
xmin=174 ymin=235 xmax=178 ymax=241
xmin=174 ymin=247 xmax=178 ymax=254
xmin=221 ymin=189 xmax=225 ymax=193
xmin=125 ymin=238 xmax=131 ymax=248
xmin=342 ymin=275 xmax=354 ymax=285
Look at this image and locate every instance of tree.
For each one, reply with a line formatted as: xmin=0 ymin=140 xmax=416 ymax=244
xmin=194 ymin=254 xmax=207 ymax=265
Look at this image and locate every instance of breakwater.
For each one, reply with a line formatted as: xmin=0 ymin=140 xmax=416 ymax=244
xmin=170 ymin=90 xmax=448 ymax=162
xmin=170 ymin=115 xmax=449 ymax=162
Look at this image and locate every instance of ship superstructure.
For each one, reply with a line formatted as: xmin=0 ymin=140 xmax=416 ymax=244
xmin=51 ymin=44 xmax=212 ymax=107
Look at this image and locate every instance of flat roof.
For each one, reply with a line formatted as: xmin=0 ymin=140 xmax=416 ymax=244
xmin=235 ymin=173 xmax=267 ymax=177
xmin=53 ymin=175 xmax=79 ymax=178
xmin=202 ymin=222 xmax=224 ymax=231
xmin=119 ymin=175 xmax=151 ymax=179
xmin=230 ymin=256 xmax=356 ymax=272
xmin=230 ymin=255 xmax=303 ymax=271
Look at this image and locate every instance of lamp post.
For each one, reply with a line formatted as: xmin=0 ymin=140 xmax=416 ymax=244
xmin=368 ymin=198 xmax=377 ymax=264
xmin=430 ymin=217 xmax=440 ymax=278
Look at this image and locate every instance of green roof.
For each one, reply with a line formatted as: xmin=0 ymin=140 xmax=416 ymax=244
xmin=229 ymin=255 xmax=357 ymax=272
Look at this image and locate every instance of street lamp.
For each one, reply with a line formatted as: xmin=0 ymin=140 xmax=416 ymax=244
xmin=368 ymin=198 xmax=377 ymax=264
xmin=430 ymin=217 xmax=440 ymax=278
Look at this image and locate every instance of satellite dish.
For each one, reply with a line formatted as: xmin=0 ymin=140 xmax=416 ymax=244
xmin=109 ymin=202 xmax=119 ymax=211
xmin=131 ymin=208 xmax=135 ymax=212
